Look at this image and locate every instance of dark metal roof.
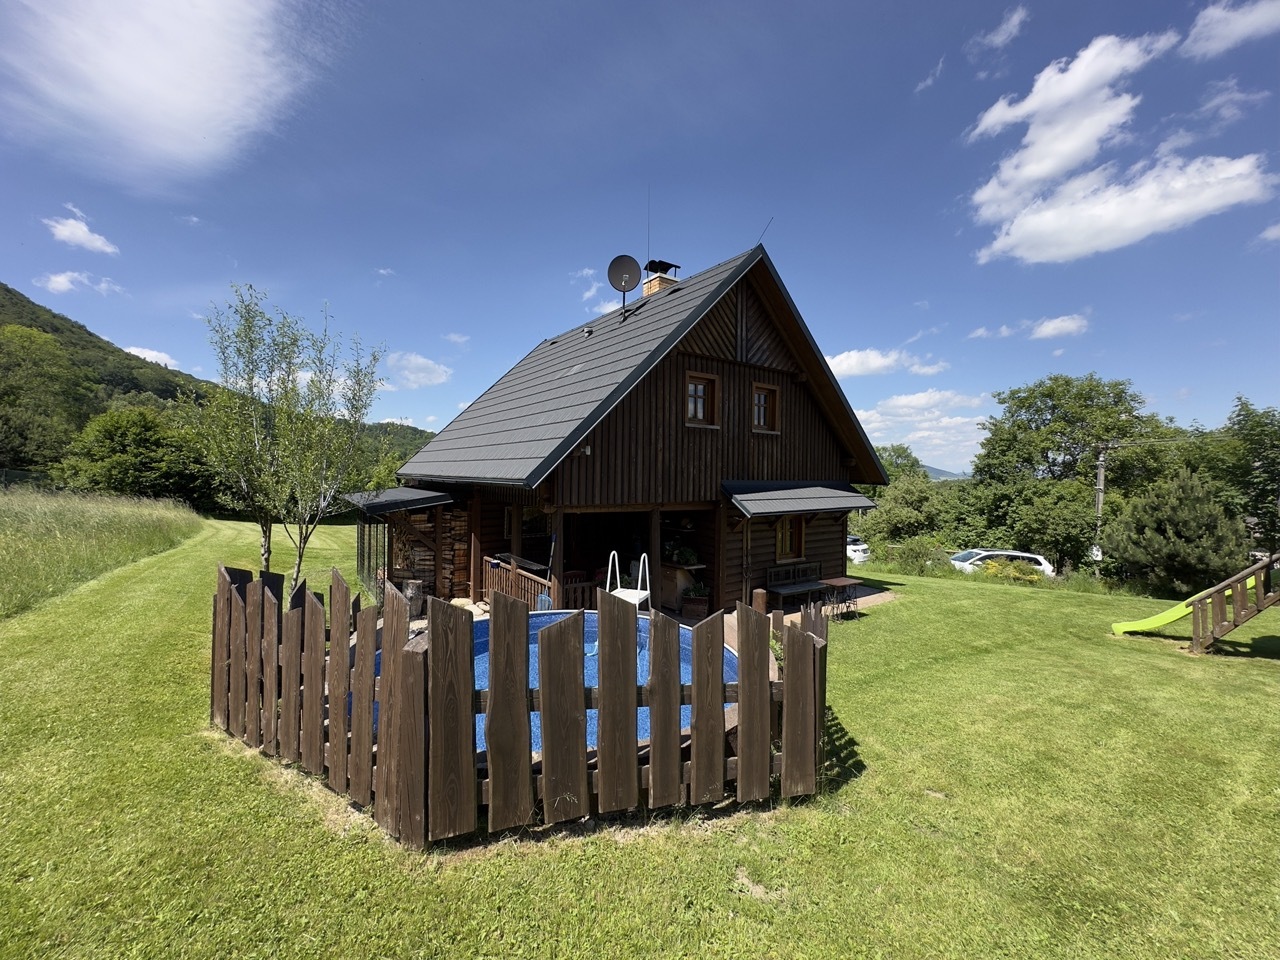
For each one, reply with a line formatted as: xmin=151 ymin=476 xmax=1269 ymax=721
xmin=399 ymin=248 xmax=760 ymax=487
xmin=722 ymin=481 xmax=876 ymax=518
xmin=343 ymin=486 xmax=452 ymax=516
xmin=399 ymin=243 xmax=889 ymax=489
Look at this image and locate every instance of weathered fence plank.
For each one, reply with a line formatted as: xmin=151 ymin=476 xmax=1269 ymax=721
xmin=781 ymin=623 xmax=816 ymax=797
xmin=427 ymin=597 xmax=477 ymax=842
xmin=646 ymin=612 xmax=682 ymax=808
xmin=211 ymin=568 xmax=232 ymax=729
xmin=539 ymin=611 xmax=589 ymax=824
xmin=486 ymin=592 xmax=534 ymax=833
xmin=261 ymin=584 xmax=280 ymax=756
xmin=244 ymin=579 xmax=264 ymax=748
xmin=735 ymin=603 xmax=770 ymax=803
xmin=279 ymin=606 xmax=303 ymax=764
xmin=399 ymin=634 xmax=430 ymax=849
xmin=690 ymin=614 xmax=725 ymax=804
xmin=814 ymin=635 xmax=828 ymax=783
xmin=301 ymin=591 xmax=326 ymax=776
xmin=596 ymin=589 xmax=638 ymax=813
xmin=328 ymin=572 xmax=352 ymax=794
xmin=374 ymin=583 xmax=408 ymax=836
xmin=349 ymin=605 xmax=377 ymax=806
xmin=228 ymin=586 xmax=247 ymax=740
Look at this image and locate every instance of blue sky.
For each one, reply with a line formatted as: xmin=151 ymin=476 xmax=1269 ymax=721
xmin=1 ymin=0 xmax=1277 ymax=473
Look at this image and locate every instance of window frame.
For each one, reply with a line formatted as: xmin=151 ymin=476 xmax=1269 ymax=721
xmin=684 ymin=371 xmax=720 ymax=428
xmin=775 ymin=514 xmax=805 ymax=562
xmin=751 ymin=381 xmax=780 ymax=434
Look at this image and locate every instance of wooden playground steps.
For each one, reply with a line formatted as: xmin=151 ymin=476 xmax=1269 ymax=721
xmin=1189 ymin=550 xmax=1280 ymax=654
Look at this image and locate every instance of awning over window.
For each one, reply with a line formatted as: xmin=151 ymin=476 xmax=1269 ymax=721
xmin=722 ymin=481 xmax=875 ymax=518
xmin=343 ymin=486 xmax=452 ymax=516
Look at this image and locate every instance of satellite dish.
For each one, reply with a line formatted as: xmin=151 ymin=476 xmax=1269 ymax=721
xmin=607 ymin=255 xmax=641 ymax=293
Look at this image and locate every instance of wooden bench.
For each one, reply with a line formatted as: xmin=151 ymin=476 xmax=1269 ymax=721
xmin=766 ymin=562 xmax=826 ymax=610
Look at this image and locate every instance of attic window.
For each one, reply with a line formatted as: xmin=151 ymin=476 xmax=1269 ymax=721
xmin=685 ymin=372 xmax=719 ymax=427
xmin=752 ymin=382 xmax=780 ymax=433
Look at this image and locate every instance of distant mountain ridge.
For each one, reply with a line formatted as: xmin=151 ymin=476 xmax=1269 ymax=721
xmin=924 ymin=464 xmax=968 ymax=480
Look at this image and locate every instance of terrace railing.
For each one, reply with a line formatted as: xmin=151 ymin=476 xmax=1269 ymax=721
xmin=210 ymin=565 xmax=828 ymax=848
xmin=482 ymin=555 xmax=551 ymax=609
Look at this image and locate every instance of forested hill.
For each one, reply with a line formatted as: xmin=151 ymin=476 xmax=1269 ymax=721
xmin=0 ymin=282 xmax=208 ymax=402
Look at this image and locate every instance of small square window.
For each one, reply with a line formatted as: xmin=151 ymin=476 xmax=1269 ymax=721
xmin=686 ymin=372 xmax=718 ymax=426
xmin=752 ymin=383 xmax=779 ymax=433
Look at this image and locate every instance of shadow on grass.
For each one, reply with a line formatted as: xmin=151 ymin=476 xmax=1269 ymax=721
xmin=821 ymin=705 xmax=865 ymax=789
xmin=1213 ymin=634 xmax=1280 ymax=660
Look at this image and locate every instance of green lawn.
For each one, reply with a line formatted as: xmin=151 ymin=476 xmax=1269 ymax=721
xmin=1 ymin=521 xmax=1277 ymax=959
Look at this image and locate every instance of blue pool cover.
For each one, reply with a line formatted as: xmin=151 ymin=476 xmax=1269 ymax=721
xmin=369 ymin=610 xmax=740 ymax=754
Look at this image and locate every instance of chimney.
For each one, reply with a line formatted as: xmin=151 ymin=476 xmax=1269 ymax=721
xmin=642 ymin=259 xmax=680 ymax=297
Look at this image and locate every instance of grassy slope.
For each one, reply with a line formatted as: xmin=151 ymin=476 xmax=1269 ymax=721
xmin=0 ymin=527 xmax=1276 ymax=959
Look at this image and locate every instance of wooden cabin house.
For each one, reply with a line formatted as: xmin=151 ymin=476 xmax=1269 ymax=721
xmin=348 ymin=245 xmax=886 ymax=614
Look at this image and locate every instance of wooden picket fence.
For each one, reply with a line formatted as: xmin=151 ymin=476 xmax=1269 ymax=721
xmin=210 ymin=564 xmax=828 ymax=847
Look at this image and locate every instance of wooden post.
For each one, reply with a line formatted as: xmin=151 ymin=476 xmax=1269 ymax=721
xmin=596 ymin=589 xmax=638 ymax=813
xmin=735 ymin=603 xmax=770 ymax=802
xmin=374 ymin=583 xmax=409 ymax=836
xmin=752 ymin=588 xmax=767 ymax=615
xmin=398 ymin=634 xmax=429 ymax=850
xmin=486 ymin=593 xmax=535 ymax=833
xmin=469 ymin=498 xmax=482 ymax=603
xmin=550 ymin=508 xmax=564 ymax=609
xmin=781 ymin=623 xmax=816 ymax=797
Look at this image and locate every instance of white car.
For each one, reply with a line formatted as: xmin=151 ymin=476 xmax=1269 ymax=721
xmin=950 ymin=549 xmax=1055 ymax=577
xmin=846 ymin=535 xmax=870 ymax=564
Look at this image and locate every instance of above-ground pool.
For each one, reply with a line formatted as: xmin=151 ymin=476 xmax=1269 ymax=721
xmin=371 ymin=610 xmax=739 ymax=754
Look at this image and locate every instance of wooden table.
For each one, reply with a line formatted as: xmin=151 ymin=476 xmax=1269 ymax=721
xmin=820 ymin=576 xmax=862 ymax=619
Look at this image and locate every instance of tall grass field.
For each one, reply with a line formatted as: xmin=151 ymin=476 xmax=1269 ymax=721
xmin=0 ymin=486 xmax=202 ymax=619
xmin=0 ymin=520 xmax=1276 ymax=958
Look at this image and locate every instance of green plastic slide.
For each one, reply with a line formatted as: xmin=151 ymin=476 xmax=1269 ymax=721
xmin=1111 ymin=576 xmax=1256 ymax=635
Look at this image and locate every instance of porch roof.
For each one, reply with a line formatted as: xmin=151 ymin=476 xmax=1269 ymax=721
xmin=722 ymin=481 xmax=875 ymax=518
xmin=343 ymin=486 xmax=452 ymax=516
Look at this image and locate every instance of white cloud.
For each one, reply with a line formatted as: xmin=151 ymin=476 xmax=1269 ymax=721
xmin=180 ymin=214 xmax=202 ymax=226
xmin=853 ymin=389 xmax=989 ymax=472
xmin=457 ymin=400 xmax=471 ymax=410
xmin=1260 ymin=222 xmax=1280 ymax=241
xmin=826 ymin=348 xmax=910 ymax=377
xmin=42 ymin=215 xmax=119 ymax=254
xmin=1197 ymin=77 xmax=1269 ymax=126
xmin=376 ymin=267 xmax=395 ymax=277
xmin=1181 ymin=0 xmax=1280 ymax=59
xmin=0 ymin=0 xmax=341 ymax=188
xmin=443 ymin=332 xmax=469 ymax=345
xmin=1052 ymin=348 xmax=1065 ymax=357
xmin=63 ymin=202 xmax=86 ymax=219
xmin=386 ymin=351 xmax=452 ymax=388
xmin=913 ymin=300 xmax=930 ymax=310
xmin=978 ymin=153 xmax=1275 ymax=263
xmin=826 ymin=347 xmax=949 ymax=377
xmin=126 ymin=346 xmax=178 ymax=368
xmin=1030 ymin=314 xmax=1089 ymax=339
xmin=592 ymin=298 xmax=621 ymax=314
xmin=33 ymin=270 xmax=123 ymax=295
xmin=967 ymin=324 xmax=1019 ymax=339
xmin=969 ymin=32 xmax=1178 ymax=224
xmin=968 ymin=6 xmax=1031 ymax=56
xmin=424 ymin=415 xmax=438 ymax=424
xmin=915 ymin=57 xmax=944 ymax=93
xmin=909 ymin=359 xmax=950 ymax=375
xmin=571 ymin=268 xmax=596 ymax=280
xmin=381 ymin=416 xmax=414 ymax=426
xmin=581 ymin=280 xmax=604 ymax=301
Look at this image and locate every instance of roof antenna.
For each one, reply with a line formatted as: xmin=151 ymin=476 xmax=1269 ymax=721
xmin=756 ymin=216 xmax=774 ymax=245
xmin=608 ymin=254 xmax=641 ymax=322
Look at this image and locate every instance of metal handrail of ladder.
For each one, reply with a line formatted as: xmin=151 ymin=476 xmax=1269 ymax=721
xmin=605 ymin=550 xmax=650 ymax=613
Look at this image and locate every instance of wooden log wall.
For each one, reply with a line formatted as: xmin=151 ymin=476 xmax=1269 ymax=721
xmin=211 ymin=568 xmax=830 ymax=849
xmin=551 ymin=280 xmax=850 ymax=509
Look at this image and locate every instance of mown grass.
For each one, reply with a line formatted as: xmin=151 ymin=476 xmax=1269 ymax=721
xmin=0 ymin=486 xmax=202 ymax=619
xmin=1 ymin=522 xmax=1277 ymax=958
